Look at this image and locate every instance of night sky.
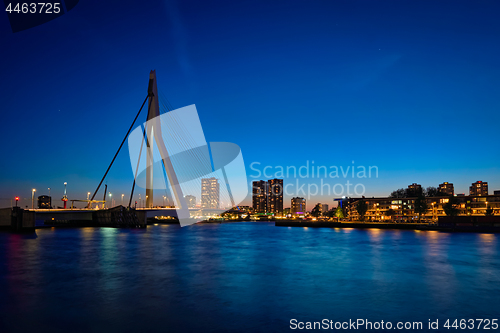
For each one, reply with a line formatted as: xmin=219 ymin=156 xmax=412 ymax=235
xmin=1 ymin=0 xmax=499 ymax=209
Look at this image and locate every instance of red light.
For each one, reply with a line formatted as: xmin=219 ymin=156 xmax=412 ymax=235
xmin=15 ymin=197 xmax=19 ymax=201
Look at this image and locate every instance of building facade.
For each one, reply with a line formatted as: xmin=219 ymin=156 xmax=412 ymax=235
xmin=346 ymin=193 xmax=500 ymax=222
xmin=291 ymin=197 xmax=306 ymax=215
xmin=407 ymin=183 xmax=423 ymax=197
xmin=252 ymin=180 xmax=268 ymax=213
xmin=267 ymin=179 xmax=284 ymax=215
xmin=184 ymin=195 xmax=196 ymax=208
xmin=201 ymin=177 xmax=219 ymax=209
xmin=470 ymin=181 xmax=488 ymax=196
xmin=438 ymin=182 xmax=454 ymax=196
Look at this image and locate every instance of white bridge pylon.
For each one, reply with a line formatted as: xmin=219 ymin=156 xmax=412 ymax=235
xmin=145 ymin=70 xmax=189 ymax=221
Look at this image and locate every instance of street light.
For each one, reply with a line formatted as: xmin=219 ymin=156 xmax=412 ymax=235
xmin=121 ymin=194 xmax=124 ymax=205
xmin=48 ymin=187 xmax=51 ymax=197
xmin=32 ymin=188 xmax=36 ymax=209
xmin=62 ymin=182 xmax=68 ymax=209
xmin=108 ymin=192 xmax=113 ymax=208
xmin=86 ymin=192 xmax=91 ymax=209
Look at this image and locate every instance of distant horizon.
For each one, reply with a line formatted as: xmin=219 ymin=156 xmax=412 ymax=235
xmin=5 ymin=171 xmax=498 ymax=211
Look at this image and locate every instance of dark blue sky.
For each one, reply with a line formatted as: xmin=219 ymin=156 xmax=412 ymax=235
xmin=1 ymin=0 xmax=499 ymax=208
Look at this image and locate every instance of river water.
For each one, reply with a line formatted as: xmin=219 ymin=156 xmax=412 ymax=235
xmin=0 ymin=222 xmax=499 ymax=332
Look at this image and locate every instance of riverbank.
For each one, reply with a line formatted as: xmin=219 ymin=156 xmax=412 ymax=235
xmin=275 ymin=220 xmax=428 ymax=230
xmin=275 ymin=220 xmax=500 ymax=233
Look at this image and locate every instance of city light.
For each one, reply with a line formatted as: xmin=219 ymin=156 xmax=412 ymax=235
xmin=32 ymin=188 xmax=36 ymax=209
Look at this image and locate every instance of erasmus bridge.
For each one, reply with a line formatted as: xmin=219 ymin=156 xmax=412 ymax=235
xmin=30 ymin=70 xmax=248 ymax=228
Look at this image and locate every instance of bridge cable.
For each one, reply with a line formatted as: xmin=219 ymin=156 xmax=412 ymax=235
xmin=91 ymin=95 xmax=150 ymax=202
xmin=128 ymin=96 xmax=155 ymax=208
xmin=128 ymin=126 xmax=147 ymax=208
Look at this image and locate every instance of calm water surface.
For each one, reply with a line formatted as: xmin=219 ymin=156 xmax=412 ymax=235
xmin=0 ymin=222 xmax=499 ymax=332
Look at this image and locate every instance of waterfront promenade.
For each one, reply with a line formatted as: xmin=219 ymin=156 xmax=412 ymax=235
xmin=275 ymin=220 xmax=429 ymax=230
xmin=275 ymin=218 xmax=500 ymax=233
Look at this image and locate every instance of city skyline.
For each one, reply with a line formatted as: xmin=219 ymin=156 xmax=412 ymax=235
xmin=250 ymin=177 xmax=498 ymax=212
xmin=8 ymin=176 xmax=500 ymax=211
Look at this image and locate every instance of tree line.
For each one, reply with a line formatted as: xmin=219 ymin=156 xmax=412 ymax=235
xmin=311 ymin=204 xmax=344 ymax=219
xmin=390 ymin=186 xmax=448 ymax=198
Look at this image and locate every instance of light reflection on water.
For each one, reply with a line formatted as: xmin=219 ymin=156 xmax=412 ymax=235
xmin=0 ymin=222 xmax=499 ymax=333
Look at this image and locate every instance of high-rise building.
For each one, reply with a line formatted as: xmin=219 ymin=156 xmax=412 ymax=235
xmin=291 ymin=197 xmax=306 ymax=215
xmin=438 ymin=182 xmax=454 ymax=196
xmin=201 ymin=177 xmax=219 ymax=209
xmin=406 ymin=183 xmax=423 ymax=197
xmin=470 ymin=181 xmax=488 ymax=196
xmin=267 ymin=179 xmax=284 ymax=214
xmin=184 ymin=195 xmax=196 ymax=208
xmin=252 ymin=180 xmax=268 ymax=213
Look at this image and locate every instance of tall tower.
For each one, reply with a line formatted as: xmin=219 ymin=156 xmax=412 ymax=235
xmin=146 ymin=71 xmax=160 ymax=208
xmin=252 ymin=180 xmax=268 ymax=213
xmin=268 ymin=179 xmax=283 ymax=215
xmin=201 ymin=177 xmax=219 ymax=209
xmin=144 ymin=71 xmax=189 ymax=221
